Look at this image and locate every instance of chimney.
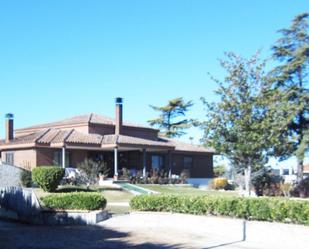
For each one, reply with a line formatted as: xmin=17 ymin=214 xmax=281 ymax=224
xmin=115 ymin=97 xmax=123 ymax=135
xmin=5 ymin=113 xmax=14 ymax=143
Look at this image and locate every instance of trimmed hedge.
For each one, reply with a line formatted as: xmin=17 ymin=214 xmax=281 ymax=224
xmin=41 ymin=192 xmax=106 ymax=210
xmin=32 ymin=166 xmax=64 ymax=192
xmin=130 ymin=195 xmax=309 ymax=225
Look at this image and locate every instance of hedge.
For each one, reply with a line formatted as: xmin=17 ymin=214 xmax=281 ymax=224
xmin=32 ymin=166 xmax=64 ymax=192
xmin=130 ymin=195 xmax=309 ymax=225
xmin=41 ymin=192 xmax=107 ymax=210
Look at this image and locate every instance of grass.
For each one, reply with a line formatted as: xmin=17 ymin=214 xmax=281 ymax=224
xmin=101 ymin=190 xmax=134 ymax=203
xmin=105 ymin=205 xmax=131 ymax=215
xmin=137 ymin=184 xmax=239 ymax=197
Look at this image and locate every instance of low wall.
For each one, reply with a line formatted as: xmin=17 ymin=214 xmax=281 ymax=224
xmin=0 ymin=186 xmax=40 ymax=220
xmin=0 ymin=186 xmax=109 ymax=225
xmin=35 ymin=210 xmax=110 ymax=225
xmin=0 ymin=163 xmax=25 ymax=187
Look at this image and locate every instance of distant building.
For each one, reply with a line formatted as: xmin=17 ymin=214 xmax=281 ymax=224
xmin=272 ymin=167 xmax=297 ymax=183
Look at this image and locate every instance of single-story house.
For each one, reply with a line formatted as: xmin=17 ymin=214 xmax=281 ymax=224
xmin=0 ymin=98 xmax=214 ymax=183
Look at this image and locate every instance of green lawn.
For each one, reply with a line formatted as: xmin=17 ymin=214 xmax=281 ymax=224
xmin=137 ymin=184 xmax=239 ymax=197
xmin=100 ymin=189 xmax=134 ymax=203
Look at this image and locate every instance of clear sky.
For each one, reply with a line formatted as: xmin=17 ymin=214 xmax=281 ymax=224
xmin=0 ymin=1 xmax=308 ymax=167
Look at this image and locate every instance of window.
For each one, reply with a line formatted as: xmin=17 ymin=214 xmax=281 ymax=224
xmin=151 ymin=155 xmax=164 ymax=170
xmin=53 ymin=151 xmax=70 ymax=167
xmin=283 ymin=169 xmax=289 ymax=175
xmin=5 ymin=152 xmax=14 ymax=165
xmin=183 ymin=156 xmax=193 ymax=169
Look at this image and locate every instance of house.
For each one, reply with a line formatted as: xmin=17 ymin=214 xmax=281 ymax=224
xmin=0 ymin=98 xmax=214 ymax=184
xmin=272 ymin=167 xmax=297 ymax=183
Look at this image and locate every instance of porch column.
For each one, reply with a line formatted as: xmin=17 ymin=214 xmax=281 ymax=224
xmin=114 ymin=147 xmax=118 ymax=180
xmin=168 ymin=150 xmax=172 ymax=178
xmin=142 ymin=148 xmax=147 ymax=178
xmin=62 ymin=146 xmax=66 ymax=168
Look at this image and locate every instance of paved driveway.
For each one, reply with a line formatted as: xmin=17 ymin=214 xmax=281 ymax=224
xmin=1 ymin=212 xmax=308 ymax=249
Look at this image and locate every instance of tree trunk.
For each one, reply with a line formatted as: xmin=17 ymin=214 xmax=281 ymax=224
xmin=296 ymin=158 xmax=304 ymax=182
xmin=244 ymin=165 xmax=252 ymax=196
xmin=296 ymin=66 xmax=304 ymax=183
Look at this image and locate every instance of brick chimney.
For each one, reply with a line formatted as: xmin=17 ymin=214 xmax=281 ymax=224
xmin=5 ymin=113 xmax=14 ymax=143
xmin=115 ymin=97 xmax=123 ymax=135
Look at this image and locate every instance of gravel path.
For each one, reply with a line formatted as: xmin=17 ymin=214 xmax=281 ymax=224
xmin=1 ymin=212 xmax=308 ymax=249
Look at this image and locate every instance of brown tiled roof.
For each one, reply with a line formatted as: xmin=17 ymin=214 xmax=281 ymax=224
xmin=0 ymin=130 xmax=48 ymax=145
xmin=49 ymin=130 xmax=72 ymax=144
xmin=0 ymin=128 xmax=213 ymax=153
xmin=37 ymin=129 xmax=60 ymax=144
xmin=16 ymin=113 xmax=154 ymax=131
xmin=66 ymin=130 xmax=103 ymax=145
xmin=116 ymin=135 xmax=174 ymax=148
xmin=164 ymin=138 xmax=215 ymax=153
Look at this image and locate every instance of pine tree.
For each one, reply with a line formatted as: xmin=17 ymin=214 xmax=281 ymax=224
xmin=270 ymin=13 xmax=309 ymax=181
xmin=148 ymin=97 xmax=193 ymax=138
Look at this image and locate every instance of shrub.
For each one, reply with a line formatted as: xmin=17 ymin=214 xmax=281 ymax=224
xmin=224 ymin=182 xmax=237 ymax=191
xmin=130 ymin=195 xmax=309 ymax=225
xmin=32 ymin=166 xmax=64 ymax=192
xmin=213 ymin=178 xmax=228 ymax=190
xmin=41 ymin=192 xmax=106 ymax=210
xmin=120 ymin=167 xmax=131 ymax=180
xmin=280 ymin=183 xmax=293 ymax=197
xmin=20 ymin=170 xmax=32 ymax=187
xmin=291 ymin=178 xmax=309 ymax=198
xmin=77 ymin=158 xmax=109 ymax=185
xmin=129 ymin=169 xmax=186 ymax=185
xmin=213 ymin=165 xmax=226 ymax=177
xmin=251 ymin=167 xmax=283 ymax=196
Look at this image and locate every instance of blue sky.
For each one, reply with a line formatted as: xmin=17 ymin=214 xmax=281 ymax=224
xmin=0 ymin=1 xmax=308 ymax=167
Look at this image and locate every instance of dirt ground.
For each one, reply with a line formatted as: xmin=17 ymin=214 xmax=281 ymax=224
xmin=1 ymin=212 xmax=308 ymax=249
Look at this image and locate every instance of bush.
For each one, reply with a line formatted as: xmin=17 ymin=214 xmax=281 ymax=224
xmin=213 ymin=165 xmax=226 ymax=177
xmin=212 ymin=178 xmax=228 ymax=190
xmin=251 ymin=167 xmax=283 ymax=196
xmin=280 ymin=183 xmax=293 ymax=197
xmin=130 ymin=195 xmax=309 ymax=225
xmin=20 ymin=170 xmax=32 ymax=187
xmin=32 ymin=166 xmax=64 ymax=192
xmin=127 ymin=169 xmax=187 ymax=185
xmin=41 ymin=192 xmax=106 ymax=210
xmin=291 ymin=178 xmax=309 ymax=198
xmin=77 ymin=158 xmax=109 ymax=185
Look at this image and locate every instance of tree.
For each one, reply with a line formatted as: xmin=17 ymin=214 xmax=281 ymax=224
xmin=148 ymin=97 xmax=193 ymax=138
xmin=213 ymin=165 xmax=226 ymax=177
xmin=201 ymin=52 xmax=271 ymax=196
xmin=270 ymin=13 xmax=309 ymax=181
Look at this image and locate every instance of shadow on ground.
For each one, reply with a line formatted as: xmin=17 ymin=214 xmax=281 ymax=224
xmin=0 ymin=220 xmax=181 ymax=249
xmin=56 ymin=187 xmax=96 ymax=193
